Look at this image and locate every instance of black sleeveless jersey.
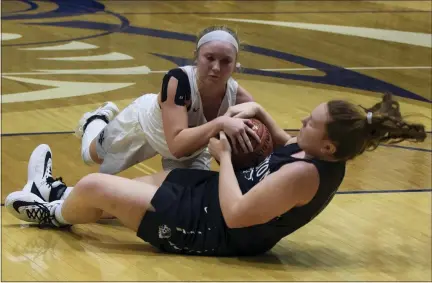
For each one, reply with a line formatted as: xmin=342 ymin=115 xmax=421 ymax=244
xmin=226 ymin=143 xmax=346 ymax=255
xmin=143 ymin=143 xmax=346 ymax=256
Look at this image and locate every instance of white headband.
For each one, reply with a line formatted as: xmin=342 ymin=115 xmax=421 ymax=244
xmin=197 ymin=30 xmax=239 ymax=52
xmin=366 ymin=112 xmax=373 ymax=124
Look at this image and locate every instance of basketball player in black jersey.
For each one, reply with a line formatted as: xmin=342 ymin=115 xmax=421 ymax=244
xmin=5 ymin=93 xmax=426 ymax=256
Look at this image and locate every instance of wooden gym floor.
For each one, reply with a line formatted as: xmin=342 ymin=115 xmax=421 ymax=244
xmin=1 ymin=0 xmax=431 ymax=281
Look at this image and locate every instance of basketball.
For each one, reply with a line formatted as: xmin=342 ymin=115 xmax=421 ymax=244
xmin=229 ymin=118 xmax=273 ymax=170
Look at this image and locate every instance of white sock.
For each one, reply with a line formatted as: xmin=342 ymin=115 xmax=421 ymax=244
xmin=54 ymin=202 xmax=71 ymax=225
xmin=82 ymin=119 xmax=106 ymax=164
xmin=60 ymin=187 xmax=73 ymax=200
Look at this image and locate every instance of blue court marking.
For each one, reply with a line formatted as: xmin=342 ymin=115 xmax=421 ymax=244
xmin=2 ymin=0 xmax=431 ymax=104
xmin=2 ymin=1 xmax=129 ymax=47
xmin=1 ymin=0 xmax=105 ymax=20
xmin=5 ymin=18 xmax=428 ymax=104
xmin=122 ymin=10 xmax=431 ymax=15
xmin=150 ymin=51 xmax=431 ymax=103
xmin=1 ymin=0 xmax=38 ymax=14
xmin=2 ymin=130 xmax=431 ymax=152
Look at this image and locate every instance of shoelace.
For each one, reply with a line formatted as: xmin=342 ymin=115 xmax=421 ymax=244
xmin=26 ymin=202 xmax=55 ymax=228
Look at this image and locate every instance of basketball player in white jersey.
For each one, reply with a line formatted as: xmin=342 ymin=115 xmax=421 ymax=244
xmin=75 ymin=26 xmax=260 ymax=175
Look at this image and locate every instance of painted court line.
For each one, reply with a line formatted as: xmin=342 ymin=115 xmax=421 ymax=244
xmin=2 ymin=131 xmax=431 ymax=153
xmin=108 ymin=0 xmax=432 ymax=2
xmin=2 ymin=130 xmax=431 ymax=137
xmin=150 ymin=66 xmax=432 ymax=74
xmin=1 ymin=188 xmax=431 ymax=207
xmin=259 ymin=66 xmax=432 ymax=72
xmin=380 ymin=144 xmax=432 ymax=152
xmin=122 ymin=10 xmax=431 ymax=15
xmin=215 ymin=18 xmax=432 ymax=48
xmin=337 ymin=188 xmax=432 ymax=194
xmin=1 ymin=131 xmax=76 ymax=137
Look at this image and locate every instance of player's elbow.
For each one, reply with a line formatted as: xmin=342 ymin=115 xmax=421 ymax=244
xmin=166 ymin=142 xmax=186 ymax=159
xmin=224 ymin=213 xmax=241 ymax=229
xmin=223 ymin=207 xmax=250 ymax=229
xmin=226 ymin=212 xmax=271 ymax=229
xmin=166 ymin=136 xmax=190 ymax=159
xmin=171 ymin=148 xmax=186 ymax=159
xmin=225 ymin=214 xmax=258 ymax=229
xmin=225 ymin=219 xmax=238 ymax=229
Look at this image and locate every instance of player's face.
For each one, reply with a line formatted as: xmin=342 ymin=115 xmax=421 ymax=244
xmin=297 ymin=103 xmax=336 ymax=157
xmin=196 ymin=41 xmax=237 ymax=85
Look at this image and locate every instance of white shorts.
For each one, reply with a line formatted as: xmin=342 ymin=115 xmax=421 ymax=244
xmin=95 ymin=95 xmax=211 ymax=175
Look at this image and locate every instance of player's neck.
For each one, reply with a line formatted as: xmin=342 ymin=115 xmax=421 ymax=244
xmin=198 ymin=81 xmax=226 ymax=100
xmin=301 ymin=149 xmax=339 ymax=162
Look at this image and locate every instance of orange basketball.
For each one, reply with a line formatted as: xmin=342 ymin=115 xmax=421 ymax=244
xmin=230 ymin=118 xmax=273 ymax=170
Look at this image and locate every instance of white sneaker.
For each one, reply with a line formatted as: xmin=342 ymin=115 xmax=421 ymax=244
xmin=23 ymin=144 xmax=68 ymax=202
xmin=5 ymin=191 xmax=66 ymax=227
xmin=74 ymin=102 xmax=119 ymax=138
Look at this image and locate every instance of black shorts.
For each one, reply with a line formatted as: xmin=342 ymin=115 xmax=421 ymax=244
xmin=136 ymin=169 xmax=229 ymax=255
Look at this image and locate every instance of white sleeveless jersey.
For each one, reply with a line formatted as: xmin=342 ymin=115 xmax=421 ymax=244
xmin=138 ymin=65 xmax=238 ymax=160
xmin=179 ymin=65 xmax=238 ymax=127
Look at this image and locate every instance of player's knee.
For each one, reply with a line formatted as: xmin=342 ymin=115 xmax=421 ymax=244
xmin=75 ymin=173 xmax=106 ymax=197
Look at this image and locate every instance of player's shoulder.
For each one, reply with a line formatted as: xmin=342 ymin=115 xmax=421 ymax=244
xmin=165 ymin=67 xmax=189 ymax=79
xmin=160 ymin=67 xmax=192 ymax=106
